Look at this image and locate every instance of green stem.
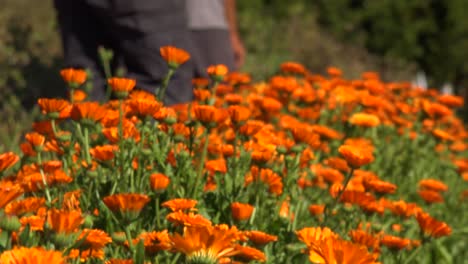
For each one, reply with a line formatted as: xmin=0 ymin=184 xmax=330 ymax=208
xmin=208 ymin=80 xmax=220 ymax=106
xmin=403 ymin=243 xmax=424 ymax=264
xmin=83 ymin=127 xmax=92 ymax=165
xmin=124 ymin=225 xmax=135 ymax=256
xmin=158 ymin=69 xmax=175 ymax=103
xmin=193 ymin=127 xmax=210 ymax=198
xmin=37 ymin=152 xmax=52 ymax=205
xmin=322 ymin=168 xmax=354 ymax=226
xmin=155 ymin=196 xmax=161 ymax=229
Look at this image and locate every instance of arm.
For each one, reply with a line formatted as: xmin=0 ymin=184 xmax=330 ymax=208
xmin=224 ymin=0 xmax=246 ymax=69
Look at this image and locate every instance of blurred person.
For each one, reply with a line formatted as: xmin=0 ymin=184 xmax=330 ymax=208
xmin=186 ymin=0 xmax=245 ymax=77
xmin=54 ymin=0 xmax=194 ymax=105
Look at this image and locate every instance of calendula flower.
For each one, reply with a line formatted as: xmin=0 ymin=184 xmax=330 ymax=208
xmin=69 ymin=249 xmax=105 ymax=262
xmin=25 ymin=132 xmax=46 ymax=151
xmin=127 ymin=99 xmax=161 ymax=118
xmin=418 ymin=189 xmax=444 ymax=204
xmin=0 ymin=247 xmax=65 ymax=264
xmin=244 ymin=230 xmax=278 ymax=246
xmin=437 ymin=94 xmax=464 ymax=108
xmin=170 ymin=225 xmax=239 ymax=264
xmin=231 ymin=202 xmax=254 ymax=221
xmin=380 ymin=235 xmax=410 ymax=250
xmin=227 ymin=105 xmax=251 ymax=124
xmin=296 ymin=227 xmax=338 ymax=248
xmin=37 ymin=98 xmax=71 ymax=119
xmin=108 ymin=77 xmax=136 ymax=99
xmin=103 ymin=193 xmax=150 ymax=222
xmin=70 ymin=102 xmax=107 ymax=125
xmin=233 ymin=245 xmax=267 ymax=262
xmin=418 ymin=179 xmax=448 ymax=192
xmin=166 ymin=211 xmax=212 ymax=227
xmin=349 ymin=113 xmax=381 ymax=127
xmin=106 ymin=259 xmax=134 ymax=264
xmin=0 ymin=152 xmax=20 ymax=172
xmin=162 ymin=198 xmax=198 ymax=212
xmin=77 ymin=229 xmax=112 ymax=250
xmin=149 ymin=173 xmax=170 ymax=192
xmin=207 ymin=64 xmax=229 ymax=81
xmin=60 ymin=68 xmax=87 ymax=86
xmin=0 ymin=181 xmax=23 ymax=209
xmin=364 ymin=179 xmax=397 ymax=194
xmin=90 ymin=145 xmax=118 ymax=162
xmin=280 ymin=61 xmax=306 ymax=75
xmin=338 ymin=144 xmax=374 ymax=168
xmin=416 ymin=212 xmax=451 ymax=238
xmin=160 ymin=46 xmax=191 ymax=69
xmin=308 ymin=204 xmax=325 ymax=216
xmin=193 ymin=105 xmax=229 ymax=126
xmin=47 ymin=208 xmax=84 ymax=234
xmin=349 ymin=229 xmax=380 ymax=252
xmin=71 ymin=89 xmax=87 ymax=102
xmin=5 ymin=197 xmax=45 ymax=216
xmin=129 ymin=230 xmax=172 ymax=254
xmin=308 ymin=236 xmax=379 ymax=264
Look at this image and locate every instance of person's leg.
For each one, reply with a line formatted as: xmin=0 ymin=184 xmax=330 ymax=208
xmin=190 ymin=29 xmax=236 ymax=78
xmin=101 ymin=0 xmax=195 ymax=106
xmin=54 ymin=0 xmax=108 ymax=100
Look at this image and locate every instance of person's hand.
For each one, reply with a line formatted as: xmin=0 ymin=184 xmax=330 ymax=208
xmin=231 ymin=34 xmax=246 ymax=69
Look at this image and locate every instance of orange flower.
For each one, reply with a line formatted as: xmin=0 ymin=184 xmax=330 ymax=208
xmin=418 ymin=189 xmax=444 ymax=204
xmin=418 ymin=179 xmax=448 ymax=192
xmin=103 ymin=193 xmax=150 ymax=215
xmin=245 ymin=167 xmax=283 ymax=196
xmin=231 ymin=202 xmax=254 ymax=221
xmin=380 ymin=235 xmax=410 ymax=250
xmin=244 ymin=230 xmax=278 ymax=245
xmin=389 ymin=200 xmax=422 ymax=218
xmin=207 ymin=64 xmax=229 ymax=78
xmin=130 ymin=230 xmax=172 ymax=254
xmin=0 ymin=247 xmax=65 ymax=264
xmin=106 ymin=259 xmax=134 ymax=264
xmin=338 ymin=144 xmax=375 ymax=168
xmin=296 ymin=227 xmax=338 ymax=248
xmin=69 ymin=249 xmax=104 ymax=262
xmin=160 ymin=46 xmax=191 ymax=68
xmin=0 ymin=181 xmax=23 ymax=209
xmin=308 ymin=237 xmax=378 ymax=264
xmin=0 ymin=152 xmax=19 ymax=172
xmin=71 ymin=89 xmax=87 ymax=102
xmin=47 ymin=208 xmax=84 ymax=234
xmin=108 ymin=77 xmax=136 ymax=98
xmin=37 ymin=98 xmax=71 ymax=119
xmin=364 ymin=179 xmax=397 ymax=194
xmin=60 ymin=68 xmax=87 ymax=86
xmin=71 ymin=102 xmax=107 ymax=123
xmin=25 ymin=132 xmax=46 ymax=149
xmin=280 ymin=61 xmax=306 ymax=75
xmin=5 ymin=197 xmax=45 ymax=216
xmin=349 ymin=113 xmax=381 ymax=127
xmin=416 ymin=212 xmax=451 ymax=238
xmin=162 ymin=198 xmax=198 ymax=212
xmin=170 ymin=225 xmax=239 ymax=263
xmin=149 ymin=173 xmax=170 ymax=192
xmin=308 ymin=204 xmax=325 ymax=216
xmin=437 ymin=94 xmax=464 ymax=108
xmin=227 ymin=105 xmax=251 ymax=124
xmin=349 ymin=229 xmax=380 ymax=251
xmin=166 ymin=211 xmax=212 ymax=227
xmin=327 ymin=67 xmax=342 ymax=77
xmin=77 ymin=229 xmax=112 ymax=250
xmin=90 ymin=145 xmax=118 ymax=161
xmin=193 ymin=105 xmax=228 ymax=125
xmin=233 ymin=245 xmax=267 ymax=262
xmin=127 ymin=99 xmax=161 ymax=118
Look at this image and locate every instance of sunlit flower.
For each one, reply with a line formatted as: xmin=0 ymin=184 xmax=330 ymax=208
xmin=149 ymin=173 xmax=170 ymax=192
xmin=0 ymin=181 xmax=23 ymax=209
xmin=5 ymin=197 xmax=45 ymax=216
xmin=349 ymin=113 xmax=381 ymax=127
xmin=77 ymin=229 xmax=112 ymax=250
xmin=418 ymin=179 xmax=448 ymax=192
xmin=47 ymin=208 xmax=83 ymax=234
xmin=338 ymin=144 xmax=374 ymax=168
xmin=0 ymin=152 xmax=20 ymax=172
xmin=160 ymin=46 xmax=191 ymax=68
xmin=380 ymin=235 xmax=410 ymax=250
xmin=231 ymin=202 xmax=254 ymax=221
xmin=162 ymin=198 xmax=198 ymax=212
xmin=416 ymin=212 xmax=451 ymax=238
xmin=103 ymin=193 xmax=150 ymax=222
xmin=37 ymin=98 xmax=71 ymax=119
xmin=0 ymin=247 xmax=65 ymax=264
xmin=129 ymin=230 xmax=172 ymax=254
xmin=233 ymin=244 xmax=267 ymax=262
xmin=108 ymin=77 xmax=136 ymax=98
xmin=60 ymin=68 xmax=87 ymax=86
xmin=244 ymin=230 xmax=278 ymax=246
xmin=308 ymin=236 xmax=378 ymax=264
xmin=166 ymin=211 xmax=212 ymax=227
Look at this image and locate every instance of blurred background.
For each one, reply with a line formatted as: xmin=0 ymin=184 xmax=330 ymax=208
xmin=1 ymin=0 xmax=468 ymax=149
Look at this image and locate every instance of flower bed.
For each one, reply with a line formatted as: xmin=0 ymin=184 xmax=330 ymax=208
xmin=0 ymin=46 xmax=467 ymax=263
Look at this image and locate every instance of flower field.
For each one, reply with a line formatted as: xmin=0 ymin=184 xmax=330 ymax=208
xmin=0 ymin=46 xmax=467 ymax=263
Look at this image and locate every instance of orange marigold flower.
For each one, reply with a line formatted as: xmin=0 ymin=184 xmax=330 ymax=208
xmin=130 ymin=230 xmax=172 ymax=254
xmin=261 ymin=97 xmax=283 ymax=112
xmin=103 ymin=193 xmax=150 ymax=214
xmin=227 ymin=105 xmax=251 ymax=124
xmin=308 ymin=204 xmax=325 ymax=216
xmin=280 ymin=61 xmax=306 ymax=75
xmin=231 ymin=202 xmax=254 ymax=221
xmin=233 ymin=245 xmax=267 ymax=262
xmin=323 ymin=157 xmax=350 ymax=173
xmin=69 ymin=249 xmax=104 ymax=262
xmin=71 ymin=89 xmax=87 ymax=102
xmin=389 ymin=200 xmax=422 ymax=218
xmin=418 ymin=189 xmax=444 ymax=204
xmin=245 ymin=167 xmax=283 ymax=196
xmin=5 ymin=197 xmax=45 ymax=216
xmin=349 ymin=229 xmax=380 ymax=251
xmin=380 ymin=235 xmax=410 ymax=250
xmin=193 ymin=105 xmax=228 ymax=125
xmin=0 ymin=181 xmax=23 ymax=209
xmin=60 ymin=68 xmax=87 ymax=86
xmin=432 ymin=128 xmax=455 ymax=141
xmin=296 ymin=227 xmax=338 ymax=248
xmin=244 ymin=230 xmax=277 ymax=245
xmin=170 ymin=225 xmax=239 ymax=263
xmin=437 ymin=94 xmax=464 ymax=108
xmin=108 ymin=77 xmax=136 ymax=98
xmin=25 ymin=132 xmax=46 ymax=148
xmin=364 ymin=179 xmax=397 ymax=194
xmin=0 ymin=152 xmax=20 ymax=172
xmin=149 ymin=173 xmax=170 ymax=192
xmin=71 ymin=102 xmax=107 ymax=123
xmin=349 ymin=112 xmax=381 ymax=127
xmin=160 ymin=46 xmax=191 ymax=68
xmin=162 ymin=198 xmax=198 ymax=212
xmin=90 ymin=144 xmax=118 ymax=161
xmin=338 ymin=144 xmax=375 ymax=168
xmin=106 ymin=259 xmax=134 ymax=264
xmin=207 ymin=64 xmax=229 ymax=78
xmin=308 ymin=237 xmax=378 ymax=264
xmin=327 ymin=67 xmax=342 ymax=77
xmin=416 ymin=212 xmax=451 ymax=238
xmin=20 ymin=215 xmax=46 ymax=232
xmin=37 ymin=98 xmax=71 ymax=119
xmin=77 ymin=229 xmax=112 ymax=250
xmin=0 ymin=247 xmax=65 ymax=264
xmin=47 ymin=208 xmax=84 ymax=234
xmin=418 ymin=179 xmax=448 ymax=192
xmin=166 ymin=211 xmax=212 ymax=227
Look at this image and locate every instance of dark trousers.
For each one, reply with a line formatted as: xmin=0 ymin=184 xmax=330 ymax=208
xmin=54 ymin=0 xmax=194 ymax=105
